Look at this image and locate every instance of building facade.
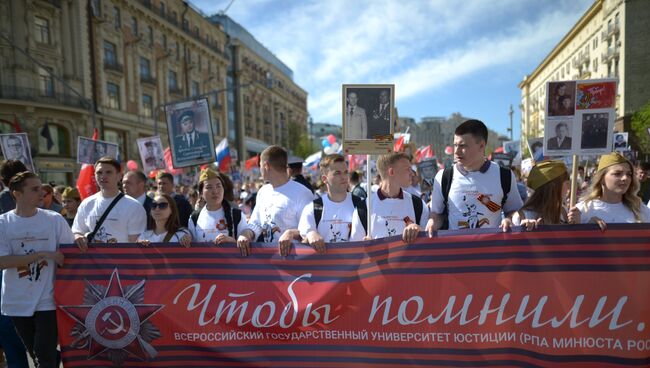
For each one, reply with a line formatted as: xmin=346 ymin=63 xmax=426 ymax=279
xmin=518 ymin=0 xmax=650 ymax=147
xmin=0 ymin=0 xmax=308 ymax=184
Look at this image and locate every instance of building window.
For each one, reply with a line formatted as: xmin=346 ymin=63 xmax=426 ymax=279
xmin=147 ymin=25 xmax=153 ymax=46
xmin=131 ymin=16 xmax=138 ymax=36
xmin=191 ymin=81 xmax=199 ymax=97
xmin=39 ymin=67 xmax=54 ymax=97
xmin=175 ymin=42 xmax=180 ymax=61
xmin=140 ymin=57 xmax=151 ymax=78
xmin=162 ymin=34 xmax=167 ymax=49
xmin=160 ymin=2 xmax=165 ymax=17
xmin=104 ymin=41 xmax=117 ymax=65
xmin=182 ymin=17 xmax=189 ymax=31
xmin=104 ymin=129 xmax=126 ymax=160
xmin=107 ymin=82 xmax=120 ymax=109
xmin=34 ymin=16 xmax=50 ymax=44
xmin=168 ymin=70 xmax=177 ymax=91
xmin=113 ymin=6 xmax=121 ymax=29
xmin=91 ymin=0 xmax=101 ymax=17
xmin=38 ymin=123 xmax=69 ymax=155
xmin=142 ymin=94 xmax=153 ymax=117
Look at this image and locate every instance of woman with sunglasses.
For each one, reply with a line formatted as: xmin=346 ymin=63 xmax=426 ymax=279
xmin=576 ymin=152 xmax=650 ymax=230
xmin=137 ymin=193 xmax=192 ymax=247
xmin=189 ymin=168 xmax=247 ymax=245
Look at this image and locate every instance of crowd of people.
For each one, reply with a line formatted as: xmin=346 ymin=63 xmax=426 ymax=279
xmin=1 ymin=119 xmax=650 ymax=367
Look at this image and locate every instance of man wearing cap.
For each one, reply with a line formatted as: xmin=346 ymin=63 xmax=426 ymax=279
xmin=174 ymin=111 xmax=210 ymax=151
xmin=236 ymin=145 xmax=314 ymax=256
xmin=287 ymin=156 xmax=313 ymax=193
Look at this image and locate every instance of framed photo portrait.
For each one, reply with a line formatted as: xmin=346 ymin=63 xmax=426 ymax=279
xmin=578 ymin=110 xmax=614 ymax=154
xmin=342 ymin=84 xmax=394 ymax=155
xmin=612 ymin=132 xmax=628 ymax=152
xmin=137 ymin=136 xmax=166 ymax=173
xmin=527 ymin=137 xmax=545 ymax=163
xmin=544 ymin=118 xmax=575 ymax=156
xmin=546 ymin=81 xmax=576 ymax=117
xmin=165 ymin=98 xmax=216 ymax=168
xmin=77 ymin=137 xmax=119 ymax=165
xmin=0 ymin=133 xmax=35 ymax=172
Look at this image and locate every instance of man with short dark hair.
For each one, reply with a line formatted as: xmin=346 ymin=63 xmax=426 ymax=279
xmin=72 ymin=157 xmax=146 ymax=250
xmin=368 ymin=89 xmax=391 ymax=139
xmin=428 ymin=119 xmax=523 ymax=232
xmin=0 ymin=160 xmax=28 ymax=214
xmin=156 ymin=172 xmax=192 ymax=227
xmin=40 ymin=184 xmax=63 ymax=213
xmin=287 ymin=157 xmax=313 ymax=193
xmin=547 ymin=122 xmax=572 ymax=150
xmin=0 ymin=172 xmax=72 ymax=368
xmin=173 ymin=111 xmax=210 ymax=150
xmin=237 ymin=146 xmax=313 ymax=256
xmin=349 ymin=170 xmax=367 ymax=200
xmin=123 ymin=170 xmax=153 ymax=218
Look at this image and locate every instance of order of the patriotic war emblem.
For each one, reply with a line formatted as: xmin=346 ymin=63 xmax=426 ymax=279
xmin=59 ymin=268 xmax=164 ymax=365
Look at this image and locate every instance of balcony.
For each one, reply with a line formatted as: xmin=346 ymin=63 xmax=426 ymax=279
xmin=601 ymin=46 xmax=620 ymax=62
xmin=168 ymin=86 xmax=183 ymax=95
xmin=140 ymin=75 xmax=156 ymax=85
xmin=104 ymin=61 xmax=124 ymax=73
xmin=0 ymin=85 xmax=88 ymax=109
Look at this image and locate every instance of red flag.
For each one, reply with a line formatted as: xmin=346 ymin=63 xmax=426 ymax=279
xmin=393 ymin=135 xmax=405 ymax=152
xmin=348 ymin=154 xmax=366 ymax=171
xmin=12 ymin=115 xmax=22 ymax=133
xmin=245 ymin=155 xmax=259 ymax=171
xmin=415 ymin=145 xmax=434 ymax=162
xmin=163 ymin=147 xmax=183 ymax=176
xmin=76 ymin=128 xmax=99 ymax=200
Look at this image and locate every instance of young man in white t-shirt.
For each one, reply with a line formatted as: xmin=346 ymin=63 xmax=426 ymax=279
xmin=0 ymin=172 xmax=73 ymax=367
xmin=299 ymin=154 xmax=366 ymax=253
xmin=428 ymin=119 xmax=523 ymax=233
xmin=237 ymin=146 xmax=313 ymax=256
xmin=73 ymin=157 xmax=146 ymax=250
xmin=370 ymin=152 xmax=430 ymax=243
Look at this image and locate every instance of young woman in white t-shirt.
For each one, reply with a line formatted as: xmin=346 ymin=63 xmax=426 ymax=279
xmin=513 ymin=160 xmax=581 ymax=230
xmin=137 ymin=194 xmax=191 ymax=246
xmin=576 ymin=152 xmax=650 ymax=230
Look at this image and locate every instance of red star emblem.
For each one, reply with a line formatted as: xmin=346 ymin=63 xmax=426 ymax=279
xmin=60 ymin=268 xmax=164 ymax=362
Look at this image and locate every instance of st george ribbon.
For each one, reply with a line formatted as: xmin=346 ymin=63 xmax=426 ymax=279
xmin=55 ymin=224 xmax=650 ymax=367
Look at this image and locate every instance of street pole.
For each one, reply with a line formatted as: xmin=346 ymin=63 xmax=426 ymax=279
xmin=508 ymin=104 xmax=514 ymax=141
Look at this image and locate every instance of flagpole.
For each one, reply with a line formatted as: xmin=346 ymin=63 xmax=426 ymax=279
xmin=366 ymin=154 xmax=372 ymax=239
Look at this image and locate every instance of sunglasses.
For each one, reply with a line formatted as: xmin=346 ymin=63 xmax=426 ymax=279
xmin=151 ymin=202 xmax=169 ymax=210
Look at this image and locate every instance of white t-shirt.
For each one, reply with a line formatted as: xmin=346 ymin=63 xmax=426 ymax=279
xmin=137 ymin=228 xmax=190 ymax=243
xmin=430 ymin=162 xmax=523 ymax=230
xmin=72 ymin=192 xmax=147 ymax=243
xmin=188 ymin=206 xmax=248 ymax=242
xmin=298 ymin=193 xmax=366 ymax=243
xmin=369 ymin=189 xmax=430 ymax=239
xmin=576 ymin=199 xmax=650 ymax=223
xmin=0 ymin=209 xmax=74 ymax=316
xmin=248 ymin=180 xmax=313 ymax=242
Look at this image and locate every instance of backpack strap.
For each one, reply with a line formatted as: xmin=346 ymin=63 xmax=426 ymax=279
xmin=87 ymin=193 xmax=124 ymax=242
xmin=410 ymin=194 xmax=423 ymax=226
xmin=499 ymin=166 xmax=512 ymax=208
xmin=190 ymin=209 xmax=200 ymax=227
xmin=231 ymin=208 xmax=242 ymax=238
xmin=223 ymin=201 xmax=234 ymax=237
xmin=440 ymin=167 xmax=454 ymax=230
xmin=162 ymin=231 xmax=175 ymax=243
xmin=351 ymin=194 xmax=368 ymax=235
xmin=313 ymin=197 xmax=324 ymax=227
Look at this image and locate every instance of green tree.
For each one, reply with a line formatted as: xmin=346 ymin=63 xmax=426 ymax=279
xmin=630 ymin=100 xmax=650 ymax=155
xmin=286 ymin=121 xmax=319 ymax=158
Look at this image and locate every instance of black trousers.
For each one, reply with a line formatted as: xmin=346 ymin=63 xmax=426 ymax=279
xmin=11 ymin=310 xmax=59 ymax=368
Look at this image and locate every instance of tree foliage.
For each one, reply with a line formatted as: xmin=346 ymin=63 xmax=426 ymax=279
xmin=630 ymin=100 xmax=650 ymax=155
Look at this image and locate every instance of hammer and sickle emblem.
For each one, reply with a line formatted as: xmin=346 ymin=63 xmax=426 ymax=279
xmin=100 ymin=311 xmax=126 ymax=336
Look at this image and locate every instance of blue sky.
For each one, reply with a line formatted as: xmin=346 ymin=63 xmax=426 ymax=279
xmin=193 ymin=0 xmax=593 ymax=139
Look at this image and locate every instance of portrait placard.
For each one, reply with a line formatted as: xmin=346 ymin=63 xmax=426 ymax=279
xmin=491 ymin=152 xmax=513 ymax=168
xmin=0 ymin=133 xmax=35 ymax=172
xmin=577 ymin=109 xmax=615 ymax=155
xmin=165 ymin=98 xmax=216 ymax=168
xmin=546 ymin=81 xmax=576 ymax=117
xmin=416 ymin=158 xmax=438 ymax=183
xmin=137 ymin=136 xmax=166 ymax=173
xmin=543 ymin=118 xmax=575 ymax=156
xmin=612 ymin=132 xmax=628 ymax=152
xmin=526 ymin=137 xmax=545 ymax=163
xmin=342 ymin=84 xmax=394 ymax=155
xmin=76 ymin=137 xmax=119 ymax=165
xmin=503 ymin=140 xmax=521 ymax=166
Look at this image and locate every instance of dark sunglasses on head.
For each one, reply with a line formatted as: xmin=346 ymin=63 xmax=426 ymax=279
xmin=151 ymin=202 xmax=169 ymax=210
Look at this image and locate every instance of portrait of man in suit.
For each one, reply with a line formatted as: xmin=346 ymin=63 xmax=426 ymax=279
xmin=345 ymin=92 xmax=367 ymax=140
xmin=547 ymin=122 xmax=572 ymax=150
xmin=1 ymin=134 xmax=34 ymax=172
xmin=174 ymin=110 xmax=210 ymax=150
xmin=368 ymin=89 xmax=391 ymax=139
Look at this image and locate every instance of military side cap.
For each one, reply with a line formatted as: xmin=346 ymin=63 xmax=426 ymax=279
xmin=527 ymin=160 xmax=568 ymax=190
xmin=597 ymin=152 xmax=631 ymax=173
xmin=199 ymin=167 xmax=219 ymax=183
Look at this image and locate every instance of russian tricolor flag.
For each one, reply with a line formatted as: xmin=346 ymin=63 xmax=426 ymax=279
xmin=215 ymin=138 xmax=231 ymax=171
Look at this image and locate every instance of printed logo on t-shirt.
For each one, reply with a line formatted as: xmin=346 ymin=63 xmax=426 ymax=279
xmin=215 ymin=219 xmax=227 ymax=231
xmin=16 ymin=241 xmax=48 ymax=281
xmin=94 ymin=226 xmax=118 ymax=243
xmin=457 ymin=194 xmax=492 ymax=229
xmin=325 ymin=221 xmax=351 ymax=243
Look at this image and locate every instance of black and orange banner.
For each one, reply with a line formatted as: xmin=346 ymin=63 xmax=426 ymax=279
xmin=55 ymin=225 xmax=650 ymax=367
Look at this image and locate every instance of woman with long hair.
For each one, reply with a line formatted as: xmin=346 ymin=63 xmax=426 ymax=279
xmin=189 ymin=168 xmax=246 ymax=245
xmin=513 ymin=160 xmax=580 ymax=230
xmin=577 ymin=152 xmax=650 ymax=230
xmin=137 ymin=193 xmax=192 ymax=247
